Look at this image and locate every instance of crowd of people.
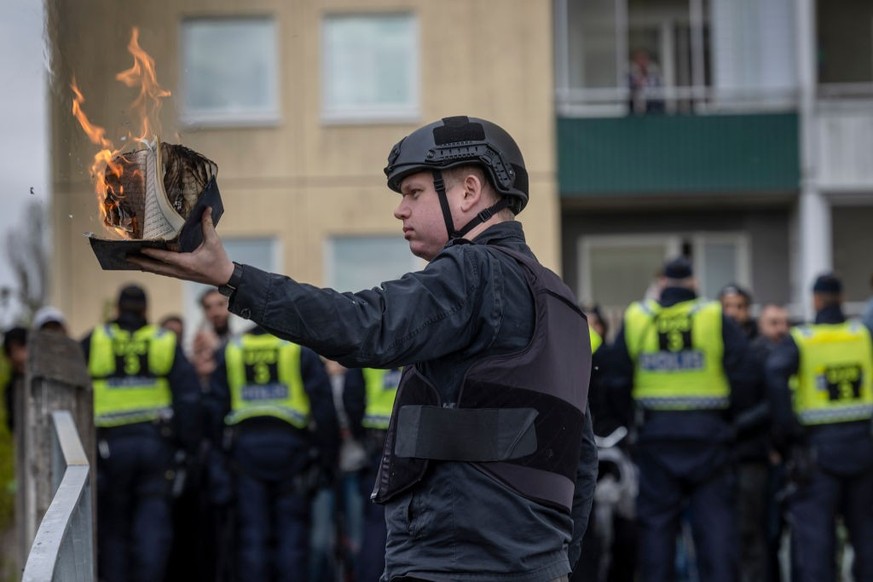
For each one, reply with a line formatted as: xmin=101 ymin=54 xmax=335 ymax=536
xmin=578 ymin=262 xmax=873 ymax=582
xmin=2 ymin=115 xmax=873 ymax=582
xmin=1 ymin=286 xmax=401 ymax=582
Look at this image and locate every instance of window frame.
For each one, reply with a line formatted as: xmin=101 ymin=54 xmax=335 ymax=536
xmin=578 ymin=231 xmax=751 ymax=307
xmin=320 ymin=12 xmax=420 ymax=125
xmin=179 ymin=16 xmax=281 ymax=128
xmin=181 ymin=236 xmax=280 ymax=349
xmin=325 ymin=234 xmax=422 ymax=292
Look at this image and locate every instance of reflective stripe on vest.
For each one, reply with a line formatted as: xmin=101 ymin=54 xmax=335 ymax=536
xmin=791 ymin=321 xmax=873 ymax=425
xmin=625 ymin=299 xmax=730 ymax=410
xmin=89 ymin=324 xmax=175 ymax=427
xmin=362 ymin=368 xmax=400 ymax=430
xmin=225 ymin=334 xmax=310 ymax=428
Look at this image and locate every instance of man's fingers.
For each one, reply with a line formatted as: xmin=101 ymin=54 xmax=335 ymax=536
xmin=140 ymin=247 xmax=180 ymax=261
xmin=201 ymin=207 xmax=218 ymax=244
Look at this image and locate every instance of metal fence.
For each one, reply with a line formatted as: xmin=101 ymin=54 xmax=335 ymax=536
xmin=22 ymin=410 xmax=94 ymax=582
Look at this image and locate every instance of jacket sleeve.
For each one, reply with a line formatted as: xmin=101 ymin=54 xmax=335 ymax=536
xmin=168 ymin=344 xmax=202 ymax=452
xmin=226 ymin=248 xmax=494 ymax=368
xmin=568 ymin=406 xmax=597 ymax=570
xmin=342 ymin=368 xmax=367 ymax=441
xmin=207 ymin=348 xmax=231 ymax=446
xmin=301 ymin=347 xmax=340 ymax=464
xmin=721 ymin=315 xmax=762 ymax=418
xmin=80 ymin=333 xmax=92 ymax=364
xmin=764 ymin=336 xmax=804 ymax=452
xmin=605 ymin=324 xmax=636 ymax=429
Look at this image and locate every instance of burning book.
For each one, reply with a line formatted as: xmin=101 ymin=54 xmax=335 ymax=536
xmin=72 ymin=27 xmax=224 ymax=270
xmin=87 ymin=139 xmax=223 ymax=270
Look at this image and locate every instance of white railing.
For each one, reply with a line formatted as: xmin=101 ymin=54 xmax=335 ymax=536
xmin=556 ymin=85 xmax=799 ymax=117
xmin=22 ymin=410 xmax=94 ymax=582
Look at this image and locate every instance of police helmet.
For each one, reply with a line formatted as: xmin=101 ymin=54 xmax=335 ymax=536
xmin=384 ymin=116 xmax=529 ymax=214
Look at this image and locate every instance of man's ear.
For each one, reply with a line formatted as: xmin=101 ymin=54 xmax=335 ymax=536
xmin=460 ymin=173 xmax=484 ymax=211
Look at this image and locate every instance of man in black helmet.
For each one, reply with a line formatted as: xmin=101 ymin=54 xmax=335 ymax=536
xmin=130 ymin=116 xmax=597 ymax=582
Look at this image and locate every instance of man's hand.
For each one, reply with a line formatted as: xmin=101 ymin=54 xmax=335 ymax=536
xmin=128 ymin=208 xmax=235 ymax=287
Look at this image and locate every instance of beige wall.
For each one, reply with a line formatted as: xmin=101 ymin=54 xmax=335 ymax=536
xmin=49 ymin=0 xmax=558 ymax=338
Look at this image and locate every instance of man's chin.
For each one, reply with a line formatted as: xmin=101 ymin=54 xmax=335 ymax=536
xmin=407 ymin=243 xmax=433 ymax=262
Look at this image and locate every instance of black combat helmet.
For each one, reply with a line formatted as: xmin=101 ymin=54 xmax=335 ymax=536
xmin=384 ymin=116 xmax=529 ymax=216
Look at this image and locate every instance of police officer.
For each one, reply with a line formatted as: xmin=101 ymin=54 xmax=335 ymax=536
xmin=131 ymin=115 xmax=596 ymax=582
xmin=211 ymin=325 xmax=338 ymax=582
xmin=82 ymin=284 xmax=200 ymax=582
xmin=609 ymin=257 xmax=757 ymax=582
xmin=766 ymin=274 xmax=873 ymax=582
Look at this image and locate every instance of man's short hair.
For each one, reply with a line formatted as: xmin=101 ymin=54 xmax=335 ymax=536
xmin=718 ymin=283 xmax=752 ymax=304
xmin=160 ymin=314 xmax=184 ymax=328
xmin=117 ymin=284 xmax=147 ymax=315
xmin=199 ymin=287 xmax=223 ymax=308
xmin=3 ymin=326 xmax=27 ymax=357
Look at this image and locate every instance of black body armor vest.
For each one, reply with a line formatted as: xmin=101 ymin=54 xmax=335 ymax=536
xmin=371 ymin=246 xmax=591 ymax=512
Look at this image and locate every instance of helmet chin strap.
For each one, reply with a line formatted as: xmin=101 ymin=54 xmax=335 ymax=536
xmin=432 ymin=170 xmax=510 ymax=241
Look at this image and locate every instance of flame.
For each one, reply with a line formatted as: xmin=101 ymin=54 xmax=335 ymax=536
xmin=70 ymin=27 xmax=171 ymax=237
xmin=115 ymin=27 xmax=171 ymax=142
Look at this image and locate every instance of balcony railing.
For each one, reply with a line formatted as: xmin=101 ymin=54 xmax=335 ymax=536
xmin=556 ymin=85 xmax=799 ymax=118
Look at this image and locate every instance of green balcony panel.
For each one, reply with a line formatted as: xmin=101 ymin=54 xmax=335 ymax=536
xmin=558 ymin=113 xmax=800 ymax=196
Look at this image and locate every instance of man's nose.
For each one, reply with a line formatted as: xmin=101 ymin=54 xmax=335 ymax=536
xmin=394 ymin=199 xmax=409 ymax=220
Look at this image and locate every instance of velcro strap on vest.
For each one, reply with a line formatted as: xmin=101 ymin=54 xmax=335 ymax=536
xmin=394 ymin=405 xmax=538 ymax=461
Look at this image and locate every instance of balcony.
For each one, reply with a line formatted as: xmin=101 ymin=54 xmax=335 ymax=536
xmin=557 ymin=113 xmax=800 ymax=198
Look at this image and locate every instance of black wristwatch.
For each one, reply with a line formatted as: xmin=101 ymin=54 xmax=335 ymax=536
xmin=218 ymin=262 xmax=244 ymax=298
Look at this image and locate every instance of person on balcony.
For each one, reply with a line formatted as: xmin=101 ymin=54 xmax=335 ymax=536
xmin=628 ymin=48 xmax=665 ymax=115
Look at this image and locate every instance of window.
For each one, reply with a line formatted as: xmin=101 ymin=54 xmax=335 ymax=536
xmin=182 ymin=237 xmax=279 ymax=348
xmin=321 ymin=13 xmax=419 ymax=123
xmin=816 ymin=3 xmax=873 ymax=98
xmin=579 ymin=234 xmax=680 ymax=309
xmin=181 ymin=17 xmax=279 ymax=126
xmin=556 ymin=0 xmax=796 ymax=116
xmin=578 ymin=232 xmax=749 ymax=310
xmin=692 ymin=233 xmax=749 ymax=301
xmin=326 ymin=236 xmax=420 ymax=292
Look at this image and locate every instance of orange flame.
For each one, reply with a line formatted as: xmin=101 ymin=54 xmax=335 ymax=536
xmin=70 ymin=26 xmax=171 ymax=237
xmin=115 ymin=27 xmax=171 ymax=142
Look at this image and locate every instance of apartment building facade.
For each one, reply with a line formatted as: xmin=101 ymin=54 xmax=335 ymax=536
xmin=48 ymin=0 xmax=873 ymax=337
xmin=48 ymin=0 xmax=560 ymax=339
xmin=556 ymin=0 xmax=873 ymax=323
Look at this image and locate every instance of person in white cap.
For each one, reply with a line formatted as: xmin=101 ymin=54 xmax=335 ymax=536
xmin=32 ymin=306 xmax=68 ymax=335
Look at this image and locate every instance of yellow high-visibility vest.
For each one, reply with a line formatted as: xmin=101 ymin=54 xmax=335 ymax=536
xmin=624 ymin=299 xmax=730 ymax=410
xmin=89 ymin=324 xmax=175 ymax=427
xmin=791 ymin=321 xmax=873 ymax=425
xmin=362 ymin=368 xmax=401 ymax=430
xmin=590 ymin=328 xmax=603 ymax=353
xmin=225 ymin=334 xmax=310 ymax=428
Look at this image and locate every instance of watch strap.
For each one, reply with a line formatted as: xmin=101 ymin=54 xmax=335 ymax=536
xmin=218 ymin=262 xmax=244 ymax=298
